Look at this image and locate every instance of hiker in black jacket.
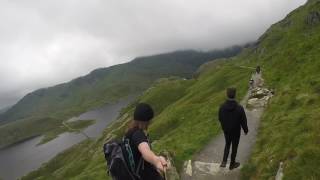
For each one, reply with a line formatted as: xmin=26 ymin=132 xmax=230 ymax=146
xmin=219 ymin=87 xmax=248 ymax=170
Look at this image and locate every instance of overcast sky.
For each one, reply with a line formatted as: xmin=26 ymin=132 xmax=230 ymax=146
xmin=0 ymin=0 xmax=307 ymax=109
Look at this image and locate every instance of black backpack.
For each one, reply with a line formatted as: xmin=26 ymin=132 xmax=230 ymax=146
xmin=103 ymin=138 xmax=143 ymax=180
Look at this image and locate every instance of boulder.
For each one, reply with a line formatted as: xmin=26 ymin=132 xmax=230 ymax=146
xmin=250 ymin=87 xmax=271 ymax=99
xmin=247 ymin=87 xmax=273 ymax=109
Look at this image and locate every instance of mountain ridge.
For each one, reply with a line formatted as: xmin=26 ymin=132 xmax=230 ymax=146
xmin=0 ymin=48 xmax=242 ymax=124
xmin=0 ymin=47 xmax=243 ymax=148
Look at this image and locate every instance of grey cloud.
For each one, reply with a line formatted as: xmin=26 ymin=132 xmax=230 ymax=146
xmin=0 ymin=0 xmax=307 ymax=109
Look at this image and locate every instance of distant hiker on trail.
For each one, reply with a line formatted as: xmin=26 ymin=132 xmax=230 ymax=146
xmin=218 ymin=88 xmax=248 ymax=170
xmin=249 ymin=78 xmax=254 ymax=91
xmin=251 ymin=66 xmax=264 ymax=88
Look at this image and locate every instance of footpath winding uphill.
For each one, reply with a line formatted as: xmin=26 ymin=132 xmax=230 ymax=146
xmin=181 ymin=87 xmax=273 ymax=180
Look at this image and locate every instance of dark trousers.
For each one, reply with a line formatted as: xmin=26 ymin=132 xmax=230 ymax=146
xmin=222 ymin=132 xmax=240 ymax=163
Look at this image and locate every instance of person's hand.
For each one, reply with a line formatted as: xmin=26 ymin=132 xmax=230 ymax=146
xmin=160 ymin=155 xmax=171 ymax=171
xmin=155 ymin=161 xmax=165 ymax=173
xmin=159 ymin=156 xmax=168 ymax=167
xmin=244 ymin=131 xmax=249 ymax=135
xmin=155 ymin=156 xmax=168 ymax=173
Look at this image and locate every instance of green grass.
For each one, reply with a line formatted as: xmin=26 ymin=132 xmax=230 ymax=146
xmin=148 ymin=63 xmax=250 ymax=170
xmin=38 ymin=120 xmax=96 ymax=145
xmin=0 ymin=117 xmax=95 ymax=148
xmin=0 ymin=49 xmax=241 ymax=148
xmin=0 ymin=117 xmax=61 ymax=148
xmin=240 ymin=1 xmax=320 ymax=179
xmin=21 ymin=60 xmax=251 ymax=180
xmin=20 ymin=1 xmax=320 ymax=179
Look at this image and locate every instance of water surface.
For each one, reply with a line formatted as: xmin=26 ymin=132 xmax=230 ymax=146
xmin=0 ymin=97 xmax=134 ymax=180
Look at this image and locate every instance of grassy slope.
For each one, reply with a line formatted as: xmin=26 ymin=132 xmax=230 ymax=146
xmin=0 ymin=49 xmax=241 ymax=148
xmin=0 ymin=117 xmax=61 ymax=148
xmin=241 ymin=1 xmax=320 ymax=179
xmin=22 ymin=1 xmax=320 ymax=179
xmin=22 ymin=60 xmax=251 ymax=180
xmin=38 ymin=119 xmax=96 ymax=145
xmin=0 ymin=118 xmax=95 ymax=148
xmin=149 ymin=62 xmax=250 ymax=170
xmin=1 ymin=49 xmax=241 ymax=123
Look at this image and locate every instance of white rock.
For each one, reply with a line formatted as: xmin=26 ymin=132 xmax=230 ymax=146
xmin=194 ymin=161 xmax=240 ymax=175
xmin=275 ymin=162 xmax=284 ymax=180
xmin=185 ymin=160 xmax=193 ymax=176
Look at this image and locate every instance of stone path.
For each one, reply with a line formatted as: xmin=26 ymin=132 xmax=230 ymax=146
xmin=181 ymin=88 xmax=272 ymax=180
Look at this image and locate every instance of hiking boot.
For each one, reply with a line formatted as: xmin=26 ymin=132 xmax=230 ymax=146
xmin=229 ymin=162 xmax=240 ymax=170
xmin=220 ymin=161 xmax=227 ymax=168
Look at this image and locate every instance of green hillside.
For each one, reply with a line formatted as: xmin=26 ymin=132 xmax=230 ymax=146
xmin=241 ymin=0 xmax=320 ymax=179
xmin=22 ymin=0 xmax=320 ymax=179
xmin=0 ymin=49 xmax=241 ymax=123
xmin=0 ymin=49 xmax=242 ymax=148
xmin=22 ymin=60 xmax=251 ymax=180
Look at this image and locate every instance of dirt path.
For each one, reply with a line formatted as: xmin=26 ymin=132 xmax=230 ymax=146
xmin=181 ymin=92 xmax=267 ymax=180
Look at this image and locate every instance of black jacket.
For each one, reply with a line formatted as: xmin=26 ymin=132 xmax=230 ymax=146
xmin=219 ymin=99 xmax=248 ymax=135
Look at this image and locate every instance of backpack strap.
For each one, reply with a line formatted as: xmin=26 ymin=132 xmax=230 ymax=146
xmin=135 ymin=156 xmax=144 ymax=176
xmin=123 ymin=138 xmax=136 ymax=172
xmin=123 ymin=137 xmax=144 ymax=180
xmin=123 ymin=129 xmax=151 ymax=180
xmin=130 ymin=150 xmax=145 ymax=180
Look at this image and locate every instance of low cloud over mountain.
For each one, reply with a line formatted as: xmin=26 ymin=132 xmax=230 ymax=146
xmin=0 ymin=0 xmax=306 ymax=108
